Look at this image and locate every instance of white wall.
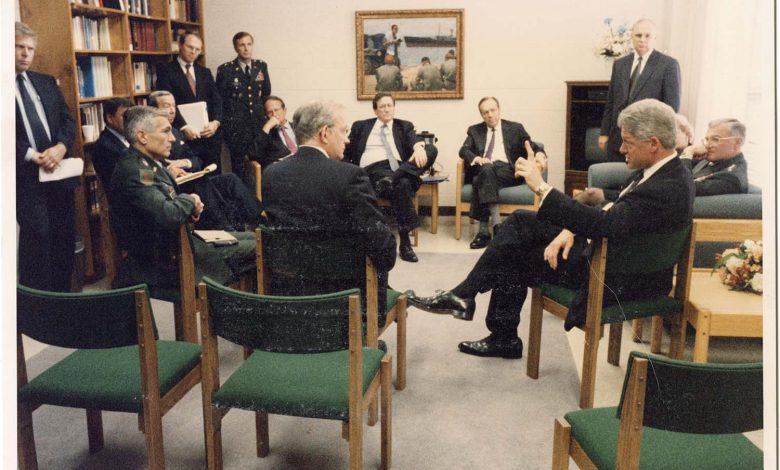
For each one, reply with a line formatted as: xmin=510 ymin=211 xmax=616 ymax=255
xmin=204 ymin=0 xmax=666 ymax=206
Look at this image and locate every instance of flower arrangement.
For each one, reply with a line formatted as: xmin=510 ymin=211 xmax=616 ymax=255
xmin=595 ymin=18 xmax=632 ymax=60
xmin=712 ymin=240 xmax=763 ymax=294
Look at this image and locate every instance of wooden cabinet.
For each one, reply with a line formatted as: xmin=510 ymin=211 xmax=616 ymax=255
xmin=564 ymin=81 xmax=609 ymax=196
xmin=19 ymin=0 xmax=204 ymax=280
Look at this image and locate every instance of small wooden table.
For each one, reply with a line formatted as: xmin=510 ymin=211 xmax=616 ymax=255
xmin=416 ymin=176 xmax=445 ymax=234
xmin=685 ymin=269 xmax=763 ymax=362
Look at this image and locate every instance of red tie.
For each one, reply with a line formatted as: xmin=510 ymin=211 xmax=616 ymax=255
xmin=280 ymin=126 xmax=297 ymax=153
xmin=185 ymin=63 xmax=196 ymax=95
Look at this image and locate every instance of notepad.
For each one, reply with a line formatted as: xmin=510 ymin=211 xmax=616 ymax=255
xmin=175 ymin=163 xmax=218 ymax=185
xmin=193 ymin=230 xmax=238 ymax=246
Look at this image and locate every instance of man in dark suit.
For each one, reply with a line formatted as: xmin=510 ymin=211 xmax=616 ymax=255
xmin=600 ymin=19 xmax=681 ymax=161
xmin=459 ymin=97 xmax=548 ymax=249
xmin=109 ymin=106 xmax=255 ymax=290
xmin=343 ymin=92 xmax=437 ymax=263
xmin=15 ymin=22 xmax=79 ymax=292
xmin=155 ymin=31 xmax=223 ymax=168
xmin=91 ymin=98 xmax=134 ymax=188
xmin=254 ymin=96 xmax=296 ymax=170
xmin=407 ymin=99 xmax=694 ymax=359
xmin=262 ymin=99 xmax=396 ymax=281
xmin=216 ymin=31 xmax=271 ymax=183
xmin=683 ymin=118 xmax=749 ymax=196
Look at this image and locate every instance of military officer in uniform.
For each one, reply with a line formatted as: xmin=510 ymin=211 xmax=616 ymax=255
xmin=216 ymin=31 xmax=271 ymax=188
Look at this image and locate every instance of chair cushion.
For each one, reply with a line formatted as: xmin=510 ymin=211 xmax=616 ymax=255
xmin=18 ymin=341 xmax=202 ymax=413
xmin=460 ymin=184 xmax=536 ymax=205
xmin=693 ymin=193 xmax=762 ymax=219
xmin=213 ymin=348 xmax=385 ymax=421
xmin=565 ymin=407 xmax=763 ymax=470
xmin=540 ymin=284 xmax=683 ymax=324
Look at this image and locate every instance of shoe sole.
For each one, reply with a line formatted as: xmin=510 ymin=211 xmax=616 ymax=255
xmin=457 ymin=345 xmax=522 ymax=359
xmin=408 ymin=302 xmax=473 ymax=321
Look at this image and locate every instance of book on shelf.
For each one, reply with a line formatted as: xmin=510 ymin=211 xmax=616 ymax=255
xmin=76 ymin=56 xmax=113 ymax=98
xmin=72 ymin=16 xmax=112 ymax=50
xmin=132 ymin=61 xmax=157 ymax=93
xmin=129 ymin=20 xmax=158 ymax=51
xmin=79 ymin=102 xmax=106 ymax=136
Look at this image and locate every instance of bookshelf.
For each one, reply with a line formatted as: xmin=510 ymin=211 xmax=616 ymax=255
xmin=564 ymin=81 xmax=610 ymax=196
xmin=20 ymin=0 xmax=204 ymax=280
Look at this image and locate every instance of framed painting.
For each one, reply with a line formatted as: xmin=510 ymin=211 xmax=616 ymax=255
xmin=355 ymin=9 xmax=464 ymax=100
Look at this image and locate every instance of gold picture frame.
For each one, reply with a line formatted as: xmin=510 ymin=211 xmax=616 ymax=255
xmin=355 ymin=9 xmax=464 ymax=100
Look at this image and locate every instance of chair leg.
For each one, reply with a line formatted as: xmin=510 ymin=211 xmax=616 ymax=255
xmin=551 ymin=417 xmax=571 ymax=470
xmin=380 ymin=356 xmax=392 ymax=470
xmin=526 ymin=288 xmax=544 ymax=379
xmin=18 ymin=402 xmax=38 ymax=470
xmin=255 ymin=411 xmax=270 ymax=457
xmin=607 ymin=323 xmax=622 ymax=366
xmin=348 ymin=416 xmax=363 ymax=470
xmin=142 ymin=407 xmax=165 ymax=469
xmin=631 ymin=319 xmax=644 ymax=343
xmin=368 ymin=397 xmax=379 ymax=427
xmin=342 ymin=421 xmax=349 ymax=441
xmin=395 ymin=302 xmax=407 ymax=391
xmin=650 ymin=316 xmax=664 ymax=354
xmin=580 ymin=322 xmax=601 ymax=409
xmin=86 ymin=409 xmax=104 ymax=454
xmin=668 ymin=313 xmax=686 ymax=360
xmin=204 ymin=405 xmax=224 ymax=470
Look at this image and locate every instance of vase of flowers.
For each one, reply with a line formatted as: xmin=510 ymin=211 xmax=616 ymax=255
xmin=712 ymin=240 xmax=763 ymax=294
xmin=595 ymin=18 xmax=632 ymax=60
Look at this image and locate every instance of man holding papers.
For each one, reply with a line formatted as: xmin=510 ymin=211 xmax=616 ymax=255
xmin=109 ymin=106 xmax=255 ymax=290
xmin=15 ymin=22 xmax=79 ymax=292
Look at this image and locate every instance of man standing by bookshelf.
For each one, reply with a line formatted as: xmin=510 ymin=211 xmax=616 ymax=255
xmin=15 ymin=22 xmax=79 ymax=292
xmin=155 ymin=31 xmax=223 ymax=169
xmin=216 ymin=31 xmax=271 ymax=187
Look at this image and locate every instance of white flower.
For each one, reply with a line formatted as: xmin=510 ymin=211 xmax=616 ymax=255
xmin=725 ymin=256 xmax=744 ymax=275
xmin=750 ymin=273 xmax=763 ymax=293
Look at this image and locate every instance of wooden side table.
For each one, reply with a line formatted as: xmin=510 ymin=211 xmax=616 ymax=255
xmin=683 ymin=269 xmax=763 ymax=362
xmin=417 ymin=176 xmax=445 ymax=234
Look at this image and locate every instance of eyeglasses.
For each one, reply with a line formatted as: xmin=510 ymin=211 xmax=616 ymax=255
xmin=703 ymin=136 xmax=739 ymax=145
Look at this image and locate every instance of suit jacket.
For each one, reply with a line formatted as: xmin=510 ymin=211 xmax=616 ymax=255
xmin=262 ymin=146 xmax=396 ymax=273
xmin=343 ymin=118 xmax=423 ymax=168
xmin=91 ymin=128 xmax=128 ymax=189
xmin=685 ymin=153 xmax=749 ymax=196
xmin=169 ymin=127 xmax=203 ymax=171
xmin=216 ymin=57 xmax=271 ymax=146
xmin=15 ymin=71 xmax=77 ymax=193
xmin=155 ymin=60 xmax=223 ymax=130
xmin=600 ymin=51 xmax=681 ymax=157
xmin=539 ymin=156 xmax=694 ymax=329
xmin=458 ymin=119 xmax=543 ymax=183
xmin=253 ymin=126 xmax=293 ymax=168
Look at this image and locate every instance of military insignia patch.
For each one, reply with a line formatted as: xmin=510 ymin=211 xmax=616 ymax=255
xmin=140 ymin=169 xmax=154 ymax=185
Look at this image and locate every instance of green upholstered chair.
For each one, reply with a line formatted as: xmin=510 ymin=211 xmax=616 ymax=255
xmin=453 ymin=142 xmax=546 ymax=240
xmin=552 ymin=351 xmax=763 ymax=469
xmin=198 ymin=279 xmax=392 ymax=470
xmin=526 ymin=223 xmax=694 ymax=409
xmin=256 ymin=226 xmax=408 ymax=392
xmin=17 ymin=284 xmax=203 ymax=470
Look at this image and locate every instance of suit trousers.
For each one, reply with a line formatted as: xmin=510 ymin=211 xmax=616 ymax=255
xmin=17 ymin=183 xmax=76 ymax=292
xmin=452 ymin=210 xmax=587 ymax=340
xmin=365 ymin=160 xmax=422 ymax=234
xmin=469 ymin=161 xmax=524 ymax=222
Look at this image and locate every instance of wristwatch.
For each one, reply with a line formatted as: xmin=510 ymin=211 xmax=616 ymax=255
xmin=534 ymin=182 xmax=552 ymax=197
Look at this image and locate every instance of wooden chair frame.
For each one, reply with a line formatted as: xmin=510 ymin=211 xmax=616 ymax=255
xmin=17 ymin=288 xmax=203 ymax=470
xmin=454 ymin=159 xmax=540 ymax=240
xmin=526 ymin=225 xmax=694 ymax=409
xmin=199 ymin=287 xmax=392 ymax=470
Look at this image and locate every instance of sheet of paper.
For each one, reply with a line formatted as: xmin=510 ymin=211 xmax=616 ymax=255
xmin=177 ymin=101 xmax=209 ymax=131
xmin=38 ymin=158 xmax=84 ymax=182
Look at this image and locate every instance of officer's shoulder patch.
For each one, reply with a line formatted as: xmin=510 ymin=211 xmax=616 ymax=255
xmin=140 ymin=169 xmax=154 ymax=185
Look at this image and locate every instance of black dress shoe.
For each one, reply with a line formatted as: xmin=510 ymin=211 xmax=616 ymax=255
xmin=405 ymin=290 xmax=475 ymax=321
xmin=469 ymin=232 xmax=491 ymax=249
xmin=399 ymin=243 xmax=418 ymax=262
xmin=373 ymin=176 xmax=394 ymax=196
xmin=458 ymin=335 xmax=523 ymax=359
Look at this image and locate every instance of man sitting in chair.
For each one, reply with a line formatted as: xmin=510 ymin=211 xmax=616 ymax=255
xmin=681 ymin=118 xmax=749 ymax=196
xmin=343 ymin=92 xmax=437 ymax=263
xmin=460 ymin=96 xmax=548 ymax=249
xmin=109 ymin=106 xmax=256 ymax=289
xmin=406 ymin=99 xmax=693 ymax=359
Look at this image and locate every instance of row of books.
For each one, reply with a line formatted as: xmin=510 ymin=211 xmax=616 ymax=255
xmin=169 ymin=0 xmax=199 ymax=23
xmin=129 ymin=20 xmax=159 ymax=51
xmin=72 ymin=15 xmax=112 ymax=51
xmin=70 ymin=0 xmax=126 ymax=12
xmin=77 ymin=56 xmax=114 ymax=98
xmin=132 ymin=61 xmax=157 ymax=92
xmin=127 ymin=0 xmax=149 ymax=15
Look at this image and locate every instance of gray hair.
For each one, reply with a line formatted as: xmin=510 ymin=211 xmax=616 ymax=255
xmin=292 ymin=100 xmax=343 ymax=144
xmin=675 ymin=114 xmax=694 ymax=144
xmin=708 ymin=118 xmax=746 ymax=140
xmin=617 ymin=99 xmax=677 ymax=149
xmin=148 ymin=90 xmax=173 ymax=108
xmin=16 ymin=22 xmax=37 ymax=42
xmin=124 ymin=106 xmax=168 ymax=144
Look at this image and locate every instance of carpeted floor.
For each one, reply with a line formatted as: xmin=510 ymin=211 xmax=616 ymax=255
xmin=23 ymin=252 xmax=583 ymax=469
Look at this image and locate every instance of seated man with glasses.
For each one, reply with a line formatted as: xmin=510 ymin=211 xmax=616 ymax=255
xmin=678 ymin=118 xmax=749 ymax=196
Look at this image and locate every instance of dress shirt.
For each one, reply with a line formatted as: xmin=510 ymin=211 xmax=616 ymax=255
xmin=631 ymin=49 xmax=654 ymax=79
xmin=485 ymin=125 xmax=508 ymax=163
xmin=107 ymin=127 xmax=130 ymax=148
xmin=359 ymin=119 xmax=401 ymax=168
xmin=276 ymin=122 xmax=297 ymax=151
xmin=16 ymin=72 xmax=53 ymax=160
xmin=177 ymin=56 xmax=196 ymax=85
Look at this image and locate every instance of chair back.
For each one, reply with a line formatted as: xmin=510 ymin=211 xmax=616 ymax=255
xmin=618 ymin=351 xmax=763 ymax=434
xmin=17 ymin=284 xmax=155 ymax=349
xmin=604 ymin=224 xmax=692 ymax=274
xmin=201 ymin=277 xmax=359 ymax=353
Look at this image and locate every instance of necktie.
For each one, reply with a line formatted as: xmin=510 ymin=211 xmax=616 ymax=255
xmin=244 ymin=65 xmax=251 ymax=79
xmin=17 ymin=74 xmax=52 ymax=151
xmin=380 ymin=124 xmax=399 ymax=171
xmin=185 ymin=63 xmax=196 ymax=95
xmin=280 ymin=125 xmax=297 ymax=153
xmin=484 ymin=128 xmax=496 ymax=160
xmin=628 ymin=56 xmax=643 ymax=95
xmin=617 ymin=171 xmax=644 ymax=200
